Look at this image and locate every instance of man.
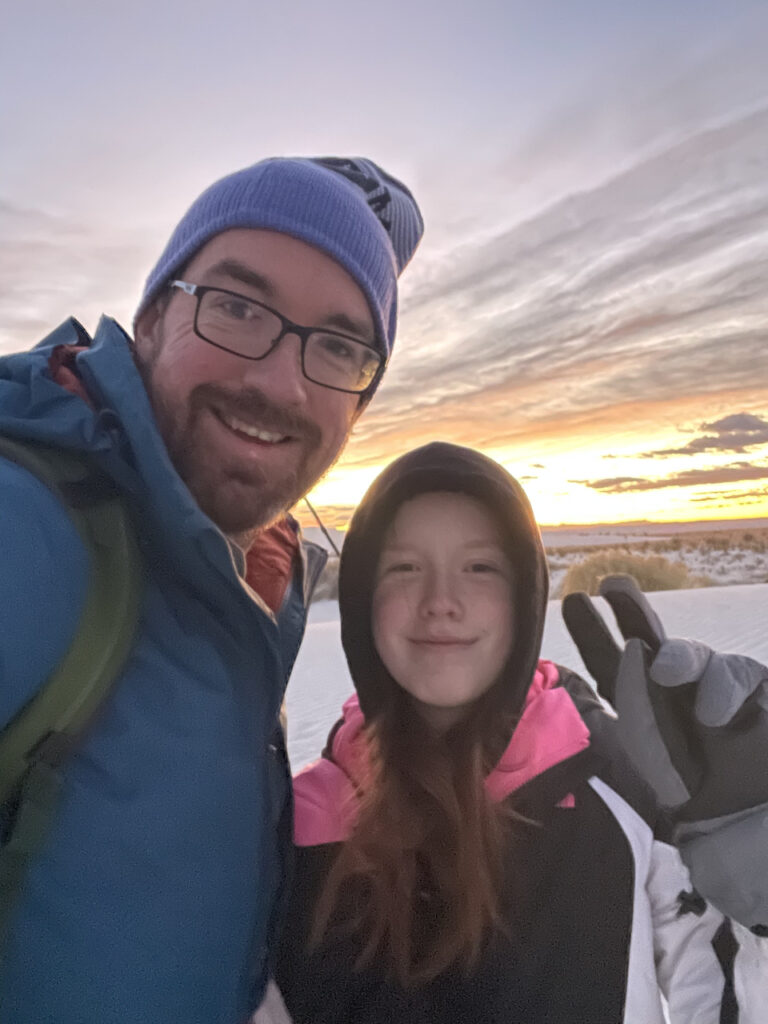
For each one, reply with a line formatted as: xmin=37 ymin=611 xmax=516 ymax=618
xmin=0 ymin=157 xmax=423 ymax=1022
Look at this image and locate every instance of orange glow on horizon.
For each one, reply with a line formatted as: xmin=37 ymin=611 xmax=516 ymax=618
xmin=296 ymin=385 xmax=768 ymax=529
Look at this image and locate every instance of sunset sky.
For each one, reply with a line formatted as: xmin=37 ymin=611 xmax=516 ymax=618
xmin=2 ymin=0 xmax=768 ymax=527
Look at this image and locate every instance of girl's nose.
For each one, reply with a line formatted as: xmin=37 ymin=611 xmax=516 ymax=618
xmin=420 ymin=571 xmax=462 ymax=619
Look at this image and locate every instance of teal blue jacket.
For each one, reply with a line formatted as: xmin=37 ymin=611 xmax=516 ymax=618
xmin=0 ymin=317 xmax=325 ymax=1023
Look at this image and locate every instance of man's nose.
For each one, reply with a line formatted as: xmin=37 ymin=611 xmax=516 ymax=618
xmin=241 ymin=332 xmax=308 ymax=406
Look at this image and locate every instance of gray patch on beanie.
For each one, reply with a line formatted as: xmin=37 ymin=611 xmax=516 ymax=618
xmin=309 ymin=157 xmax=424 ymax=275
xmin=134 ymin=156 xmax=423 ymax=363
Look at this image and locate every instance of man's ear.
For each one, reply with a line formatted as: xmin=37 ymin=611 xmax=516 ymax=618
xmin=353 ymin=388 xmax=375 ymax=422
xmin=133 ymin=292 xmax=170 ymax=355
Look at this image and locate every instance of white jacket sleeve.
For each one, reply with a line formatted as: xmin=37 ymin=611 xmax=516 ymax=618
xmin=648 ymin=839 xmax=741 ymax=1023
xmin=732 ymin=921 xmax=768 ymax=1024
xmin=589 ymin=777 xmax=760 ymax=1023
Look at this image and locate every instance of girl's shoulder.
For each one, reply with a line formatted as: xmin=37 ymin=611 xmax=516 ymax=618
xmin=293 ymin=696 xmax=368 ymax=847
xmin=293 ymin=755 xmax=358 ymax=847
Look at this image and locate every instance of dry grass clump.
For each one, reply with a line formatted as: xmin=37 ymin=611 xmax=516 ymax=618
xmin=548 ymin=528 xmax=768 ymax=562
xmin=559 ymin=550 xmax=713 ymax=597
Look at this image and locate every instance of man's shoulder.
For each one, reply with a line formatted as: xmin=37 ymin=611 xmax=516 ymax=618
xmin=0 ymin=456 xmax=91 ymax=729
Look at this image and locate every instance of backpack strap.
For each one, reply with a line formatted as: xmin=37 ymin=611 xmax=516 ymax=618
xmin=0 ymin=437 xmax=143 ymax=949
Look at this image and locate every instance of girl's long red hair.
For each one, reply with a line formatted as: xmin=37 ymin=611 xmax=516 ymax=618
xmin=310 ymin=685 xmax=516 ymax=987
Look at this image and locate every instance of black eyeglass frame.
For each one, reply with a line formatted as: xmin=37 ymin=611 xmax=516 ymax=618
xmin=170 ymin=280 xmax=385 ymax=395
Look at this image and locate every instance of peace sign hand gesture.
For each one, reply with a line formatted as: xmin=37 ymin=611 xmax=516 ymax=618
xmin=563 ymin=574 xmax=768 ymax=934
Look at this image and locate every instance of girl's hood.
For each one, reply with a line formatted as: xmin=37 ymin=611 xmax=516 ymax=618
xmin=338 ymin=441 xmax=549 ymax=729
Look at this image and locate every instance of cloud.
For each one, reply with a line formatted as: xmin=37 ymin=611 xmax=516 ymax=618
xmin=5 ymin=98 xmax=768 ymax=519
xmin=691 ymin=486 xmax=768 ymax=505
xmin=576 ymin=461 xmax=768 ymax=494
xmin=640 ymin=412 xmax=768 ymax=456
xmin=294 ymin=504 xmax=356 ymax=531
xmin=702 ymin=413 xmax=768 ymax=433
xmin=354 ymin=105 xmax=768 ymax=468
xmin=0 ymin=199 xmax=155 ymax=354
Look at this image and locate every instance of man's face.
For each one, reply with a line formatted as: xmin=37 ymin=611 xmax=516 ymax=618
xmin=134 ymin=229 xmax=370 ymax=543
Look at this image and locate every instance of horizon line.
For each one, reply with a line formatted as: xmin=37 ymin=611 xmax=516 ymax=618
xmin=293 ymin=509 xmax=768 ymax=533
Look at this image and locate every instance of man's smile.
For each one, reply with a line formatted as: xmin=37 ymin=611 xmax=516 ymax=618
xmin=213 ymin=406 xmax=292 ymax=445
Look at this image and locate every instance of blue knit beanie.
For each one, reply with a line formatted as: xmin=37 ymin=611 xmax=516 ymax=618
xmin=135 ymin=156 xmax=423 ymax=363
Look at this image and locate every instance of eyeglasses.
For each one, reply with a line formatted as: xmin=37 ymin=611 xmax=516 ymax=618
xmin=170 ymin=281 xmax=383 ymax=394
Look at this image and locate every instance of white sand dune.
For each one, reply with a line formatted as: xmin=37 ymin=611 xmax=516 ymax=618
xmin=285 ymin=584 xmax=768 ymax=770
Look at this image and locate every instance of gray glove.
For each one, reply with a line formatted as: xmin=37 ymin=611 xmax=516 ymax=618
xmin=563 ymin=574 xmax=768 ymax=934
xmin=651 ymin=637 xmax=768 ymax=728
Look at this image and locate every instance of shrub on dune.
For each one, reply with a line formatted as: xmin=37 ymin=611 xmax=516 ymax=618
xmin=558 ymin=550 xmax=713 ymax=597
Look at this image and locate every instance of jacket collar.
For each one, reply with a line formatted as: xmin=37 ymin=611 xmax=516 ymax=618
xmin=330 ymin=660 xmax=590 ymax=802
xmin=0 ymin=317 xmax=291 ymax=633
xmin=292 ymin=661 xmax=592 ymax=848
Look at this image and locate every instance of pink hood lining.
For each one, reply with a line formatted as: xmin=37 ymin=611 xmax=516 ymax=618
xmin=293 ymin=660 xmax=590 ymax=847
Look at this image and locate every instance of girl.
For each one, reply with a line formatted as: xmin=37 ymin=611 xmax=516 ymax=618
xmin=274 ymin=442 xmax=754 ymax=1023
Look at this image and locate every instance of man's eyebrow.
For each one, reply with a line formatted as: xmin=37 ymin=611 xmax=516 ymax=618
xmin=321 ymin=311 xmax=375 ymax=343
xmin=200 ymin=259 xmax=375 ymax=343
xmin=201 ymin=260 xmax=277 ymax=300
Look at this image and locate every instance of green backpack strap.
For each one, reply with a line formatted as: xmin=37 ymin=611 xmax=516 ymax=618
xmin=0 ymin=437 xmax=143 ymax=949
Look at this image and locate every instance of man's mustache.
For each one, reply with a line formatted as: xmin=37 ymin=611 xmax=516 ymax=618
xmin=191 ymin=383 xmax=322 ymax=447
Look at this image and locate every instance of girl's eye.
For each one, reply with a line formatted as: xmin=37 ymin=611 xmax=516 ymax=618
xmin=467 ymin=562 xmax=502 ymax=574
xmin=383 ymin=561 xmax=419 ymax=574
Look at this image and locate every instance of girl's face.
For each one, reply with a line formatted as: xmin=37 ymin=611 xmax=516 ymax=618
xmin=372 ymin=491 xmax=514 ymax=732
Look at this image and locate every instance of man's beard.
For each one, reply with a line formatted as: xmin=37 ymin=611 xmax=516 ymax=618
xmin=136 ymin=352 xmax=325 ymax=540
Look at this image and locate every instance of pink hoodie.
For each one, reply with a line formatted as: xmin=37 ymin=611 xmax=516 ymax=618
xmin=293 ymin=659 xmax=590 ymax=847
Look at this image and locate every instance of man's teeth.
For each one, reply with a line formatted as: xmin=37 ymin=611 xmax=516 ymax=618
xmin=220 ymin=413 xmax=287 ymax=443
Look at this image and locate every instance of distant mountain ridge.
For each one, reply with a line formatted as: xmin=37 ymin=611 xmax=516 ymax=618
xmin=299 ymin=518 xmax=768 ymax=554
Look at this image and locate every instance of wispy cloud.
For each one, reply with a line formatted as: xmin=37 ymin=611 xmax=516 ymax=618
xmin=4 ymin=50 xmax=768 ymax=526
xmin=0 ymin=200 xmax=153 ymax=353
xmin=294 ymin=504 xmax=357 ymax=531
xmin=351 ymin=106 xmax=768 ymax=471
xmin=640 ymin=413 xmax=768 ymax=457
xmin=691 ymin=486 xmax=768 ymax=506
xmin=577 ymin=461 xmax=768 ymax=494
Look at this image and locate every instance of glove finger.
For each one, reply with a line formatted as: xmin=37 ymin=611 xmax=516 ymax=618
xmin=614 ymin=639 xmax=694 ymax=810
xmin=695 ymin=652 xmax=768 ymax=727
xmin=649 ymin=638 xmax=713 ymax=688
xmin=598 ymin=574 xmax=666 ymax=654
xmin=561 ymin=591 xmax=622 ymax=704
